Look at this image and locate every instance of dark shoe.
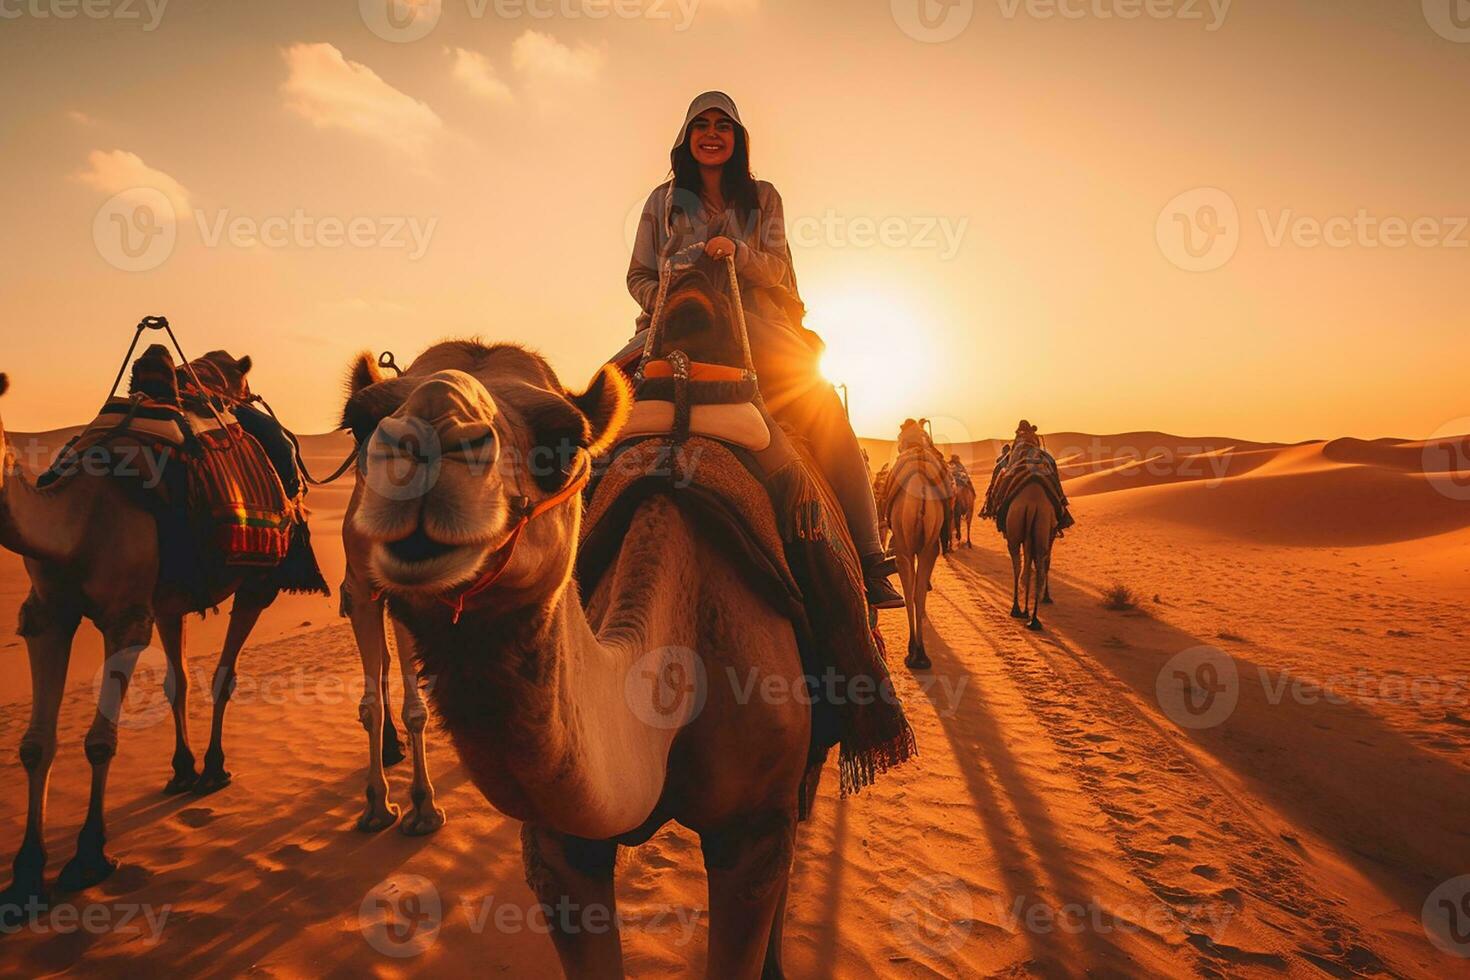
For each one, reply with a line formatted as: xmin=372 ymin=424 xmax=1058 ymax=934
xmin=865 ymin=569 xmax=905 ymax=610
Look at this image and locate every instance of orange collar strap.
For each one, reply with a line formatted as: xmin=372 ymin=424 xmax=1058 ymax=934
xmin=640 ymin=359 xmax=750 ymax=382
xmin=434 ymin=451 xmax=592 ymax=624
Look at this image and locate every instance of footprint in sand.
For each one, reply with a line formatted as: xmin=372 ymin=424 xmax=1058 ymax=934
xmin=177 ymin=807 xmax=215 ymax=829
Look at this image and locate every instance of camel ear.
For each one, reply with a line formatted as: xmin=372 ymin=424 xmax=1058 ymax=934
xmin=236 ymin=355 xmax=253 ymax=376
xmin=569 ymin=364 xmax=631 ymax=458
xmin=0 ymin=374 xmax=8 ymax=398
xmin=346 ymin=351 xmax=383 ymax=395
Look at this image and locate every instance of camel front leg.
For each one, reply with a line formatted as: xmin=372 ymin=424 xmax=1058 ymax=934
xmin=195 ymin=594 xmax=266 ymax=795
xmin=1 ymin=594 xmax=80 ymax=918
xmin=59 ymin=605 xmax=153 ymax=893
xmin=157 ymin=611 xmax=197 ymax=794
xmin=701 ymin=812 xmax=796 ymax=980
xmin=389 ymin=615 xmax=445 ymax=836
xmin=347 ymin=583 xmax=399 ymax=832
xmin=522 ymin=824 xmax=623 ymax=979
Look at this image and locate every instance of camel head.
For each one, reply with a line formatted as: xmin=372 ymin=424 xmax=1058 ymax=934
xmin=192 ymin=351 xmax=254 ymax=401
xmin=342 ymin=342 xmax=630 ymax=611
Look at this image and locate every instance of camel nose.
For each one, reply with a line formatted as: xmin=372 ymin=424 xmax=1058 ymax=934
xmin=367 ymin=371 xmax=499 ymax=501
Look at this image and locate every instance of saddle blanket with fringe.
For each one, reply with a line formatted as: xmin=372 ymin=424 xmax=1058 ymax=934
xmin=985 ymin=445 xmax=1073 ymax=532
xmin=578 ymin=436 xmax=915 ymax=814
xmin=879 ymin=448 xmax=952 ymax=522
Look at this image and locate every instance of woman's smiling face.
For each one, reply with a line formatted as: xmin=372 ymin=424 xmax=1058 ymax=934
xmin=687 ymin=109 xmax=737 ymax=168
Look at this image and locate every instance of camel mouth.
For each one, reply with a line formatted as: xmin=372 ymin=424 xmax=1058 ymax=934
xmin=385 ymin=526 xmax=459 ymax=565
xmin=372 ymin=527 xmax=489 ymax=592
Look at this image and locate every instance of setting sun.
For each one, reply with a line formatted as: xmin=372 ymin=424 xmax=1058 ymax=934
xmin=809 ymin=283 xmax=939 ymax=440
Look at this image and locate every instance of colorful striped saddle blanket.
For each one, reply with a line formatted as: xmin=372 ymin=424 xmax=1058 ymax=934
xmin=984 ymin=443 xmax=1073 ymax=533
xmin=41 ymin=396 xmax=295 ymax=567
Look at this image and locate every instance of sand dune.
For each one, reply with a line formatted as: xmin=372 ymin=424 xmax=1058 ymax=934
xmin=2 ymin=425 xmax=1468 ymax=975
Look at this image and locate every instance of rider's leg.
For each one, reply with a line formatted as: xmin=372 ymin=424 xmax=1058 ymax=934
xmin=721 ymin=313 xmax=902 ymax=608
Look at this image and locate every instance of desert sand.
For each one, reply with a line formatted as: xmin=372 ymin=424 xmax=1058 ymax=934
xmin=2 ymin=428 xmax=1469 ymax=977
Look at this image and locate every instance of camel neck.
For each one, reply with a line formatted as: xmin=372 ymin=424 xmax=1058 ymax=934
xmin=0 ymin=446 xmax=80 ymax=562
xmin=414 ymin=500 xmax=702 ymax=840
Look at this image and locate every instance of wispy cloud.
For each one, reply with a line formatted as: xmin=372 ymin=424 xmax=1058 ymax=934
xmin=280 ymin=42 xmax=442 ymax=155
xmin=511 ymin=30 xmax=605 ymax=84
xmin=74 ymin=149 xmax=190 ymax=218
xmin=449 ymin=47 xmax=513 ymax=104
xmin=66 ymin=109 xmax=98 ymax=127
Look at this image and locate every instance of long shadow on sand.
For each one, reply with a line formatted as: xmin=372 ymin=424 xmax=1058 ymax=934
xmin=947 ymin=546 xmax=1470 ymax=924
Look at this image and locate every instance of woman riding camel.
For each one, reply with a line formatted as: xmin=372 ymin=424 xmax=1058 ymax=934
xmin=620 ymin=91 xmax=903 ymax=608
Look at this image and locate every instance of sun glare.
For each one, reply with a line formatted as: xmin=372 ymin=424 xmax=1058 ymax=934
xmin=808 ymin=285 xmax=935 ymax=439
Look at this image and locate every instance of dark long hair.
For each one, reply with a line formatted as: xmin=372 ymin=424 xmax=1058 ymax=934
xmin=669 ymin=119 xmax=759 ymax=226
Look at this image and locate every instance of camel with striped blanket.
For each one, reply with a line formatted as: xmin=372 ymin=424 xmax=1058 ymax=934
xmin=883 ymin=450 xmax=948 ymax=669
xmin=0 ymin=357 xmax=313 ymax=915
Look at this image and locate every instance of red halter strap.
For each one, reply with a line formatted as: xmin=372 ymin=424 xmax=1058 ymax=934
xmin=437 ymin=451 xmax=592 ymax=624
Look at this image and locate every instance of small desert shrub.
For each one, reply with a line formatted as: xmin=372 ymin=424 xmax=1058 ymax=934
xmin=1102 ymin=584 xmax=1138 ymax=611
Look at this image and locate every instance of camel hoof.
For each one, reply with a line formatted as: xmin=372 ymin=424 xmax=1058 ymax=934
xmin=357 ymin=803 xmax=401 ymax=833
xmin=905 ymin=653 xmax=932 ymax=670
xmin=162 ymin=769 xmax=199 ymax=795
xmin=1041 ymin=595 xmax=1054 ymax=605
xmin=1010 ymin=605 xmax=1026 ymax=619
xmin=192 ymin=768 xmax=233 ymax=796
xmin=56 ymin=851 xmax=117 ymax=893
xmin=399 ymin=806 xmax=447 ymax=837
xmin=382 ymin=740 xmax=406 ymax=768
xmin=1026 ymin=619 xmax=1043 ymax=632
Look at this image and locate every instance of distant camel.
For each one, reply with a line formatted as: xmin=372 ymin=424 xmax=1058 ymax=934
xmin=953 ymin=481 xmax=976 ymax=548
xmin=1006 ymin=482 xmax=1056 ymax=631
xmin=886 ymin=451 xmax=947 ymax=668
xmin=872 ymin=462 xmax=892 ymax=550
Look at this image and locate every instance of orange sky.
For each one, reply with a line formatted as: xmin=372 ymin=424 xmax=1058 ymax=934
xmin=0 ymin=0 xmax=1466 ymax=442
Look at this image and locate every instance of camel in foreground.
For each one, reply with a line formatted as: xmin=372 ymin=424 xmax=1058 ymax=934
xmin=886 ymin=452 xmax=947 ymax=669
xmin=0 ymin=364 xmax=282 ymax=909
xmin=1006 ymin=482 xmax=1056 ymax=631
xmin=343 ymin=341 xmax=815 ymax=977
